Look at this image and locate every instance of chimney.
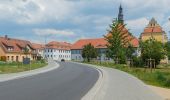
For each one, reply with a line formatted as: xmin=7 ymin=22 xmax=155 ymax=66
xmin=5 ymin=35 xmax=10 ymax=40
xmin=5 ymin=35 xmax=8 ymax=39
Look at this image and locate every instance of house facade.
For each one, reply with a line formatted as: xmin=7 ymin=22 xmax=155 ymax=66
xmin=44 ymin=41 xmax=72 ymax=61
xmin=0 ymin=35 xmax=36 ymax=62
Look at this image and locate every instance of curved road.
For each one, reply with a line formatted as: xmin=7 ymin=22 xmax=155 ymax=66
xmin=0 ymin=62 xmax=99 ymax=100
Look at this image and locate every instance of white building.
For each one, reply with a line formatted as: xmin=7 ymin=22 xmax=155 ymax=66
xmin=44 ymin=41 xmax=71 ymax=61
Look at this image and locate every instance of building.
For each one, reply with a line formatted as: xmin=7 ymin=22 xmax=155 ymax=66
xmin=32 ymin=43 xmax=45 ymax=59
xmin=44 ymin=41 xmax=72 ymax=61
xmin=140 ymin=18 xmax=168 ymax=43
xmin=0 ymin=35 xmax=36 ymax=62
xmin=71 ymin=38 xmax=108 ymax=61
xmin=140 ymin=18 xmax=168 ymax=63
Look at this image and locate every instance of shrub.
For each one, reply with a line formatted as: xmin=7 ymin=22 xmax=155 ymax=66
xmin=40 ymin=59 xmax=46 ymax=63
xmin=164 ymin=77 xmax=170 ymax=87
xmin=154 ymin=71 xmax=166 ymax=84
xmin=133 ymin=57 xmax=144 ymax=67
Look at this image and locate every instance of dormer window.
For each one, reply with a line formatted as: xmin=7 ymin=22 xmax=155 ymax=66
xmin=7 ymin=47 xmax=14 ymax=51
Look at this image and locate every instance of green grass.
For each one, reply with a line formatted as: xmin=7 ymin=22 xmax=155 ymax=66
xmin=84 ymin=61 xmax=170 ymax=88
xmin=0 ymin=61 xmax=48 ymax=74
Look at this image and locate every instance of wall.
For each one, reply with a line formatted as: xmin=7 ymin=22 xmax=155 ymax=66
xmin=44 ymin=48 xmax=71 ymax=61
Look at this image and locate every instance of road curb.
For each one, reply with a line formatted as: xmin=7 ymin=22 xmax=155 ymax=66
xmin=72 ymin=62 xmax=105 ymax=100
xmin=0 ymin=61 xmax=59 ymax=82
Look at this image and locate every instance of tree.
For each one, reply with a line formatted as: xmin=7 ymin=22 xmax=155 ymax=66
xmin=23 ymin=46 xmax=29 ymax=58
xmin=126 ymin=44 xmax=135 ymax=59
xmin=165 ymin=41 xmax=170 ymax=60
xmin=104 ymin=19 xmax=132 ymax=64
xmin=140 ymin=38 xmax=165 ymax=67
xmin=82 ymin=43 xmax=98 ymax=62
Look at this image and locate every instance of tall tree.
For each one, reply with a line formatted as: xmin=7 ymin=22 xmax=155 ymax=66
xmin=82 ymin=43 xmax=98 ymax=62
xmin=165 ymin=41 xmax=170 ymax=60
xmin=126 ymin=44 xmax=135 ymax=59
xmin=104 ymin=19 xmax=132 ymax=64
xmin=140 ymin=38 xmax=165 ymax=66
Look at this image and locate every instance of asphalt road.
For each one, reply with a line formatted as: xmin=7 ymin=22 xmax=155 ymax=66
xmin=0 ymin=62 xmax=99 ymax=100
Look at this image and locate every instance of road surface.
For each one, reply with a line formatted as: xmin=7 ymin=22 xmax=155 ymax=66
xmin=0 ymin=62 xmax=99 ymax=100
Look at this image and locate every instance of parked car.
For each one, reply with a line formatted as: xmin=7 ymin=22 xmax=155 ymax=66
xmin=61 ymin=59 xmax=65 ymax=62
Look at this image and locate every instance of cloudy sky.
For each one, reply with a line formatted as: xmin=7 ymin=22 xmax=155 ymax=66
xmin=0 ymin=0 xmax=170 ymax=43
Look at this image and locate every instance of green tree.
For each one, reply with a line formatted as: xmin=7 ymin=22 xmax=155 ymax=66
xmin=165 ymin=41 xmax=170 ymax=60
xmin=104 ymin=19 xmax=132 ymax=64
xmin=23 ymin=46 xmax=29 ymax=58
xmin=126 ymin=44 xmax=135 ymax=59
xmin=82 ymin=43 xmax=98 ymax=62
xmin=140 ymin=38 xmax=165 ymax=67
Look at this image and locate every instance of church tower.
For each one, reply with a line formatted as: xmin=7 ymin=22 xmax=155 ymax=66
xmin=118 ymin=4 xmax=124 ymax=23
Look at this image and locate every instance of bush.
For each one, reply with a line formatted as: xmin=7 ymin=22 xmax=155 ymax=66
xmin=154 ymin=71 xmax=166 ymax=85
xmin=164 ymin=77 xmax=170 ymax=87
xmin=40 ymin=59 xmax=46 ymax=63
xmin=133 ymin=57 xmax=145 ymax=67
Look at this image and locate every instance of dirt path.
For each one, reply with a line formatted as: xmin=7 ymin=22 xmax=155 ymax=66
xmin=148 ymin=85 xmax=170 ymax=100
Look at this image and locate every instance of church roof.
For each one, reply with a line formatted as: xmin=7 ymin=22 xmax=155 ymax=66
xmin=142 ymin=18 xmax=164 ymax=34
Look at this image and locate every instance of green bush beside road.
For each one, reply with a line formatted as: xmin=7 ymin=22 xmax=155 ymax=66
xmin=84 ymin=61 xmax=170 ymax=88
xmin=0 ymin=60 xmax=47 ymax=74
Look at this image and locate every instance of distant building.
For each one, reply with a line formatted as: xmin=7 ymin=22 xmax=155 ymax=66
xmin=140 ymin=18 xmax=168 ymax=43
xmin=71 ymin=38 xmax=108 ymax=61
xmin=0 ymin=35 xmax=36 ymax=62
xmin=32 ymin=43 xmax=45 ymax=59
xmin=44 ymin=41 xmax=72 ymax=61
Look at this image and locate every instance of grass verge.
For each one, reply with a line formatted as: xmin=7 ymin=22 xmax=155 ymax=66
xmin=0 ymin=60 xmax=48 ymax=74
xmin=84 ymin=61 xmax=170 ymax=89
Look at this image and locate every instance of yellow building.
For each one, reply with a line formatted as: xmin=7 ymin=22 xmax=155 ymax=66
xmin=0 ymin=35 xmax=37 ymax=62
xmin=140 ymin=18 xmax=168 ymax=43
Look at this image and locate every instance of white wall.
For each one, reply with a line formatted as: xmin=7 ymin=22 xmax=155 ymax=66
xmin=44 ymin=48 xmax=71 ymax=61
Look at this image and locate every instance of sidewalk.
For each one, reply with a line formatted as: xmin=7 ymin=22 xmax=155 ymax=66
xmin=0 ymin=61 xmax=59 ymax=82
xmin=79 ymin=62 xmax=164 ymax=100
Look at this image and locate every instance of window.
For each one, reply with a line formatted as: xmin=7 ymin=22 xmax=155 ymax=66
xmin=48 ymin=49 xmax=49 ymax=52
xmin=51 ymin=49 xmax=53 ymax=52
xmin=7 ymin=47 xmax=14 ymax=51
xmin=7 ymin=56 xmax=10 ymax=60
xmin=11 ymin=56 xmax=14 ymax=61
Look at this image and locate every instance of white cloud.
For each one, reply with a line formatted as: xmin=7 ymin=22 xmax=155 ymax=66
xmin=127 ymin=18 xmax=149 ymax=30
xmin=126 ymin=17 xmax=149 ymax=37
xmin=33 ymin=28 xmax=75 ymax=36
xmin=0 ymin=0 xmax=75 ymax=24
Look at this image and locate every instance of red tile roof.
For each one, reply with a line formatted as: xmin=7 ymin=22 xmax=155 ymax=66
xmin=71 ymin=38 xmax=107 ymax=50
xmin=46 ymin=41 xmax=72 ymax=50
xmin=32 ymin=43 xmax=45 ymax=50
xmin=71 ymin=36 xmax=139 ymax=50
xmin=143 ymin=27 xmax=163 ymax=33
xmin=0 ymin=37 xmax=35 ymax=53
xmin=130 ymin=37 xmax=139 ymax=47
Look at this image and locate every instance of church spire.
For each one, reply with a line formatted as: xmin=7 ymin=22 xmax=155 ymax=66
xmin=118 ymin=4 xmax=124 ymax=23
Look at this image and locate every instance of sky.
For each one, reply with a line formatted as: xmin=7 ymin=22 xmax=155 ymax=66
xmin=0 ymin=0 xmax=170 ymax=44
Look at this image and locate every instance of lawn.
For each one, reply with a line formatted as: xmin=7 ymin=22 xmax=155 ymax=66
xmin=84 ymin=61 xmax=170 ymax=88
xmin=0 ymin=60 xmax=48 ymax=74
